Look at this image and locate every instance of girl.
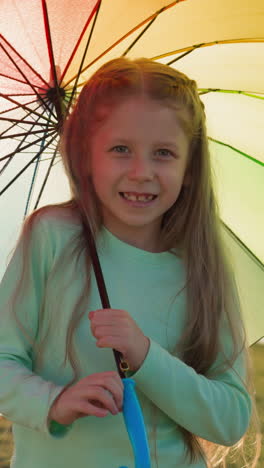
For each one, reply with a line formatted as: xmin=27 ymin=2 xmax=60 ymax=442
xmin=0 ymin=57 xmax=261 ymax=468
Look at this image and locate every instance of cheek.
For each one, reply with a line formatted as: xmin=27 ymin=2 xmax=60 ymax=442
xmin=165 ymin=173 xmax=185 ymax=201
xmin=91 ymin=175 xmax=105 ymax=198
xmin=93 ymin=160 xmax=123 ymax=185
xmin=91 ymin=166 xmax=115 ymax=200
xmin=90 ymin=156 xmax=106 ymax=181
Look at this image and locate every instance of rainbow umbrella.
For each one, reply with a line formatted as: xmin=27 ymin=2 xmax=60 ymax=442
xmin=1 ymin=1 xmax=264 ymax=466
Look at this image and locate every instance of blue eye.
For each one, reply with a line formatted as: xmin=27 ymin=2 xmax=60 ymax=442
xmin=111 ymin=146 xmax=174 ymax=158
xmin=112 ymin=145 xmax=128 ymax=153
xmin=156 ymin=149 xmax=173 ymax=157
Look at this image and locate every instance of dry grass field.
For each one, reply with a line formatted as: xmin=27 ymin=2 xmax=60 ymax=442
xmin=0 ymin=344 xmax=263 ymax=468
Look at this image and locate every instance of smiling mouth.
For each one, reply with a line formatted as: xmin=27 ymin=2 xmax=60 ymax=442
xmin=119 ymin=192 xmax=157 ymax=202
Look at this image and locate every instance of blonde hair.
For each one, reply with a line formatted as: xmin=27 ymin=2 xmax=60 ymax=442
xmin=9 ymin=57 xmax=261 ymax=467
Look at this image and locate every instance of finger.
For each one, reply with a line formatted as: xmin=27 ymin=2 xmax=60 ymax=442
xmin=77 ymin=400 xmax=109 ymax=418
xmin=96 ymin=336 xmax=125 ymax=352
xmin=89 ymin=309 xmax=127 ymax=323
xmin=82 ymin=371 xmax=121 ymax=386
xmin=87 ymin=386 xmax=120 ymax=415
xmin=81 ymin=372 xmax=124 ymax=397
xmin=103 ymin=378 xmax=124 ymax=410
xmin=92 ymin=325 xmax=122 ymax=339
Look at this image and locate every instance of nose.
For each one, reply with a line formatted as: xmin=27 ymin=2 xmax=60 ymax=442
xmin=127 ymin=156 xmax=154 ymax=182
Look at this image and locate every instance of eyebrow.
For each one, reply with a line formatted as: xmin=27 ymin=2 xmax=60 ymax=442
xmin=111 ymin=138 xmax=180 ymax=150
xmin=154 ymin=141 xmax=179 ymax=149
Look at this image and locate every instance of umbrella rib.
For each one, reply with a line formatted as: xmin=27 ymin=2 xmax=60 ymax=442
xmin=0 ymin=131 xmax=58 ymax=196
xmin=152 ymin=37 xmax=264 ymax=62
xmin=199 ymin=89 xmax=264 ymax=100
xmin=122 ymin=4 xmax=172 ymax=57
xmin=24 ymin=108 xmax=57 ymax=215
xmin=0 ymin=95 xmax=38 ymax=114
xmin=0 ymin=117 xmax=55 ymax=176
xmin=167 ymin=44 xmax=204 ymax=65
xmin=63 ymin=0 xmax=184 ymax=88
xmin=0 ymin=117 xmax=52 ymax=129
xmin=0 ymin=94 xmax=57 ymax=125
xmin=0 ymin=99 xmax=50 ymax=139
xmin=0 ymin=109 xmax=49 ymax=141
xmin=0 ymin=72 xmax=47 ymax=91
xmin=41 ymin=0 xmax=58 ymax=89
xmin=0 ymin=95 xmax=48 ymax=118
xmin=64 ymin=0 xmax=102 ymax=116
xmin=1 ymin=92 xmax=39 ymax=97
xmin=0 ymin=130 xmax=57 ymax=163
xmin=0 ymin=34 xmax=50 ymax=88
xmin=60 ymin=0 xmax=102 ymax=83
xmin=0 ymin=42 xmax=56 ymax=119
xmin=41 ymin=0 xmax=64 ymax=124
xmin=0 ymin=128 xmax=54 ymax=140
xmin=221 ymin=222 xmax=264 ymax=271
xmin=0 ymin=102 xmax=52 ymax=174
xmin=33 ymin=144 xmax=59 ymax=210
xmin=209 ymin=137 xmax=264 ymax=167
xmin=0 ymin=97 xmax=41 ymax=117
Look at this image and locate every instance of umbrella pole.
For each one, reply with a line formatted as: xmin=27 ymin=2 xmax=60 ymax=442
xmin=82 ymin=221 xmax=151 ymax=468
xmin=82 ymin=220 xmax=129 ymax=378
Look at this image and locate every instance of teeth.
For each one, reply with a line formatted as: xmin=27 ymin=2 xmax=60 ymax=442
xmin=122 ymin=193 xmax=155 ymax=202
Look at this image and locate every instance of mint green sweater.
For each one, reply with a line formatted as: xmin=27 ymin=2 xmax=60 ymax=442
xmin=0 ymin=209 xmax=251 ymax=468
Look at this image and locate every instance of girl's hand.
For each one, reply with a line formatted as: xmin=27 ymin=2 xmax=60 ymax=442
xmin=89 ymin=309 xmax=150 ymax=372
xmin=48 ymin=371 xmax=124 ymax=425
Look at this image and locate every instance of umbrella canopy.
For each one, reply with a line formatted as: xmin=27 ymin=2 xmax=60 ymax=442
xmin=0 ymin=0 xmax=263 ymax=346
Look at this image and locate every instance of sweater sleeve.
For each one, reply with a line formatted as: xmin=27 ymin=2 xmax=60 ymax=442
xmin=0 ymin=215 xmax=72 ymax=438
xmin=130 ymin=329 xmax=252 ymax=446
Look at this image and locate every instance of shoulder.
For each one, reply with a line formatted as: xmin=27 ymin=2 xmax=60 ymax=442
xmin=27 ymin=203 xmax=82 ymax=234
xmin=21 ymin=203 xmax=83 ymax=257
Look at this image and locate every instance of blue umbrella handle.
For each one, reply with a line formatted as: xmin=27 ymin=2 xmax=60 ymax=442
xmin=118 ymin=378 xmax=151 ymax=468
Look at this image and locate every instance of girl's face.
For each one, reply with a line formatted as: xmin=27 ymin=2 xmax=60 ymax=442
xmin=89 ymin=95 xmax=190 ymax=252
